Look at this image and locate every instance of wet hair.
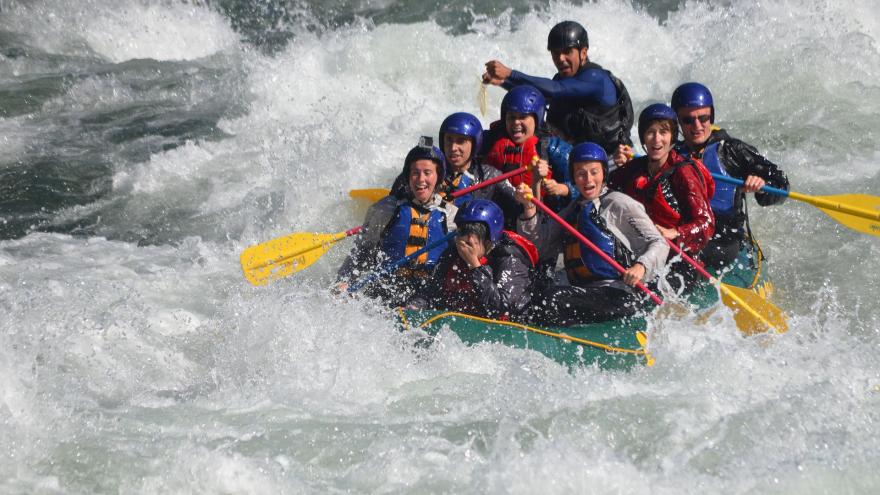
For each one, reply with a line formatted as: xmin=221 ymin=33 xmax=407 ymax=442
xmin=457 ymin=222 xmax=493 ymax=250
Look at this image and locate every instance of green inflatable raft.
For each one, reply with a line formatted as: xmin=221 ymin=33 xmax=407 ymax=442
xmin=398 ymin=241 xmax=778 ymax=370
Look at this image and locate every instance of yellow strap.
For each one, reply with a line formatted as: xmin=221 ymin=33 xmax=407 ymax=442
xmin=414 ymin=311 xmax=651 ymax=359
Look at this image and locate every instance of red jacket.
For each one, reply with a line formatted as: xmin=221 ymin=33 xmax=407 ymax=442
xmin=609 ymin=150 xmax=715 ymax=254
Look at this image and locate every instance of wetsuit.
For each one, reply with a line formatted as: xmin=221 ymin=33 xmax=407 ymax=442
xmin=503 ymin=62 xmax=634 ymax=153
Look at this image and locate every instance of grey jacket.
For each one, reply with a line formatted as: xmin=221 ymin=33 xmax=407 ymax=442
xmin=517 ymin=189 xmax=668 ymax=290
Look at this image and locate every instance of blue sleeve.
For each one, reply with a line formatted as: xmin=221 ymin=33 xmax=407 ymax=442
xmin=507 ymin=68 xmax=616 ymax=107
xmin=547 ymin=137 xmax=579 ymax=200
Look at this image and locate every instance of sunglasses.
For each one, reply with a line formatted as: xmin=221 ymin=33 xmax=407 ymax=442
xmin=680 ymin=115 xmax=711 ymax=125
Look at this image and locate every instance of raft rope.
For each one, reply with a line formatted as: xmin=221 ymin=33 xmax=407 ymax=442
xmin=397 ymin=308 xmax=653 ymax=364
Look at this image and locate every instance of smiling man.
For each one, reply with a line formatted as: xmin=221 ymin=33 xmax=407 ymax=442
xmin=671 ymin=82 xmax=789 ymax=271
xmin=482 ymin=20 xmax=634 ymax=156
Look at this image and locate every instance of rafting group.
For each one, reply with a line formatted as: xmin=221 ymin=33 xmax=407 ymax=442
xmin=330 ymin=20 xmax=791 ymax=327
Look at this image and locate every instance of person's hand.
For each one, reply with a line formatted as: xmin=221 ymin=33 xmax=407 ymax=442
xmin=535 ymin=159 xmax=550 ymax=178
xmin=612 ymin=144 xmax=634 ymax=167
xmin=622 ymin=262 xmax=646 ymax=287
xmin=482 ymin=60 xmax=512 ymax=86
xmin=742 ymin=175 xmax=766 ymax=193
xmin=543 ymin=178 xmax=570 ymax=197
xmin=514 ymin=183 xmax=536 ymax=209
xmin=455 ymin=233 xmax=485 ymax=268
xmin=332 ymin=282 xmax=350 ymax=295
xmin=656 ymin=224 xmax=679 ymax=240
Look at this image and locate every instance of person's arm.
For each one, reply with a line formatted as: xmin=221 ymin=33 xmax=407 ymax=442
xmin=671 ymin=165 xmax=715 ymax=253
xmin=507 ymin=68 xmax=616 ymax=106
xmin=546 ymin=137 xmax=577 ymax=199
xmin=612 ymin=197 xmax=669 ymax=281
xmin=723 ymin=139 xmax=789 ymax=206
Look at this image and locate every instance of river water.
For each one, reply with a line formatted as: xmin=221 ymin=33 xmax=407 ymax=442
xmin=2 ymin=0 xmax=879 ymax=492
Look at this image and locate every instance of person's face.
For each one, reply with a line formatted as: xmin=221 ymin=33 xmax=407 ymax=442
xmin=443 ymin=133 xmax=473 ymax=171
xmin=643 ymin=122 xmax=673 ymax=163
xmin=409 ymin=159 xmax=439 ymax=203
xmin=550 ymin=47 xmax=587 ymax=78
xmin=572 ymin=161 xmax=604 ymax=200
xmin=677 ymin=106 xmax=713 ymax=147
xmin=505 ymin=111 xmax=537 ymax=144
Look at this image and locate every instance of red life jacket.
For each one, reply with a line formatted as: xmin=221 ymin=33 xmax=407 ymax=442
xmin=617 ymin=151 xmax=714 ymax=229
xmin=485 ymin=135 xmax=552 ymax=189
xmin=503 ymin=230 xmax=539 ymax=267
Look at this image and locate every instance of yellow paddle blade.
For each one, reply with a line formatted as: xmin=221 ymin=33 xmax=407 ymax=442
xmin=810 ymin=193 xmax=880 ymax=237
xmin=719 ymin=283 xmax=789 ymax=335
xmin=240 ymin=231 xmax=347 ymax=286
xmin=349 ymin=188 xmax=390 ymax=203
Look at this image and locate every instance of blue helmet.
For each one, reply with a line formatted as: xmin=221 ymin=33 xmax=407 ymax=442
xmin=637 ymin=103 xmax=678 ymax=146
xmin=404 ymin=136 xmax=446 ymax=186
xmin=568 ymin=141 xmax=608 ymax=180
xmin=671 ymin=82 xmax=715 ymax=123
xmin=501 ymin=85 xmax=546 ymax=127
xmin=439 ymin=112 xmax=483 ymax=160
xmin=454 ymin=199 xmax=504 ymax=244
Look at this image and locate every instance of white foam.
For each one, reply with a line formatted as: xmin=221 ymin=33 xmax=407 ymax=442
xmin=0 ymin=0 xmax=239 ymax=62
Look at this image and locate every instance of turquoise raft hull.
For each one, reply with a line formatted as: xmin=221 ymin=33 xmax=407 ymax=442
xmin=399 ymin=242 xmax=777 ymax=369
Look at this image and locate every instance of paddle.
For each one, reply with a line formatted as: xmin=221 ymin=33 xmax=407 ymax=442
xmin=349 ymin=188 xmax=390 ymax=203
xmin=664 ymin=239 xmax=788 ymax=335
xmin=349 ymin=160 xmax=536 ymax=205
xmin=711 ymin=173 xmax=880 ymax=237
xmin=524 ymin=193 xmax=664 ymax=306
xmin=347 ymin=231 xmax=458 ymax=294
xmin=243 ymin=163 xmax=534 ymax=286
xmin=240 ymin=226 xmax=363 ymax=286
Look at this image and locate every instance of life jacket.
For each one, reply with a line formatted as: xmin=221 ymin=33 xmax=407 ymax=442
xmin=442 ymin=170 xmax=477 ymax=207
xmin=381 ymin=201 xmax=449 ymax=276
xmin=441 ymin=230 xmax=537 ymax=304
xmin=679 ymin=140 xmax=736 ymax=218
xmin=485 ymin=134 xmax=551 ymax=188
xmin=563 ymin=200 xmax=633 ymax=285
xmin=545 ymin=62 xmax=634 ymax=153
xmin=626 ymin=152 xmax=714 ymax=230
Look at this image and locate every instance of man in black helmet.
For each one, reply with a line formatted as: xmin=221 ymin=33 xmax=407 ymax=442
xmin=482 ymin=20 xmax=634 ymax=157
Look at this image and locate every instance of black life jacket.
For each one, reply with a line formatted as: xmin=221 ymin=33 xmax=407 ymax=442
xmin=545 ymin=62 xmax=634 ymax=154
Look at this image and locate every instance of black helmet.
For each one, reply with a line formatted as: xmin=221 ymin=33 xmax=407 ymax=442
xmin=547 ymin=21 xmax=589 ymax=51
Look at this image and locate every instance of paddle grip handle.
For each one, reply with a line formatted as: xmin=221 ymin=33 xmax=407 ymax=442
xmin=345 ymin=226 xmax=364 ymax=236
xmin=348 ymin=231 xmax=457 ymax=294
xmin=528 ymin=195 xmax=663 ymax=306
xmin=710 ymin=173 xmax=789 ymax=197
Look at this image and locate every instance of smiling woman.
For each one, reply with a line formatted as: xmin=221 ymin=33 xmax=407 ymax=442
xmin=335 ymin=138 xmax=458 ymax=305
